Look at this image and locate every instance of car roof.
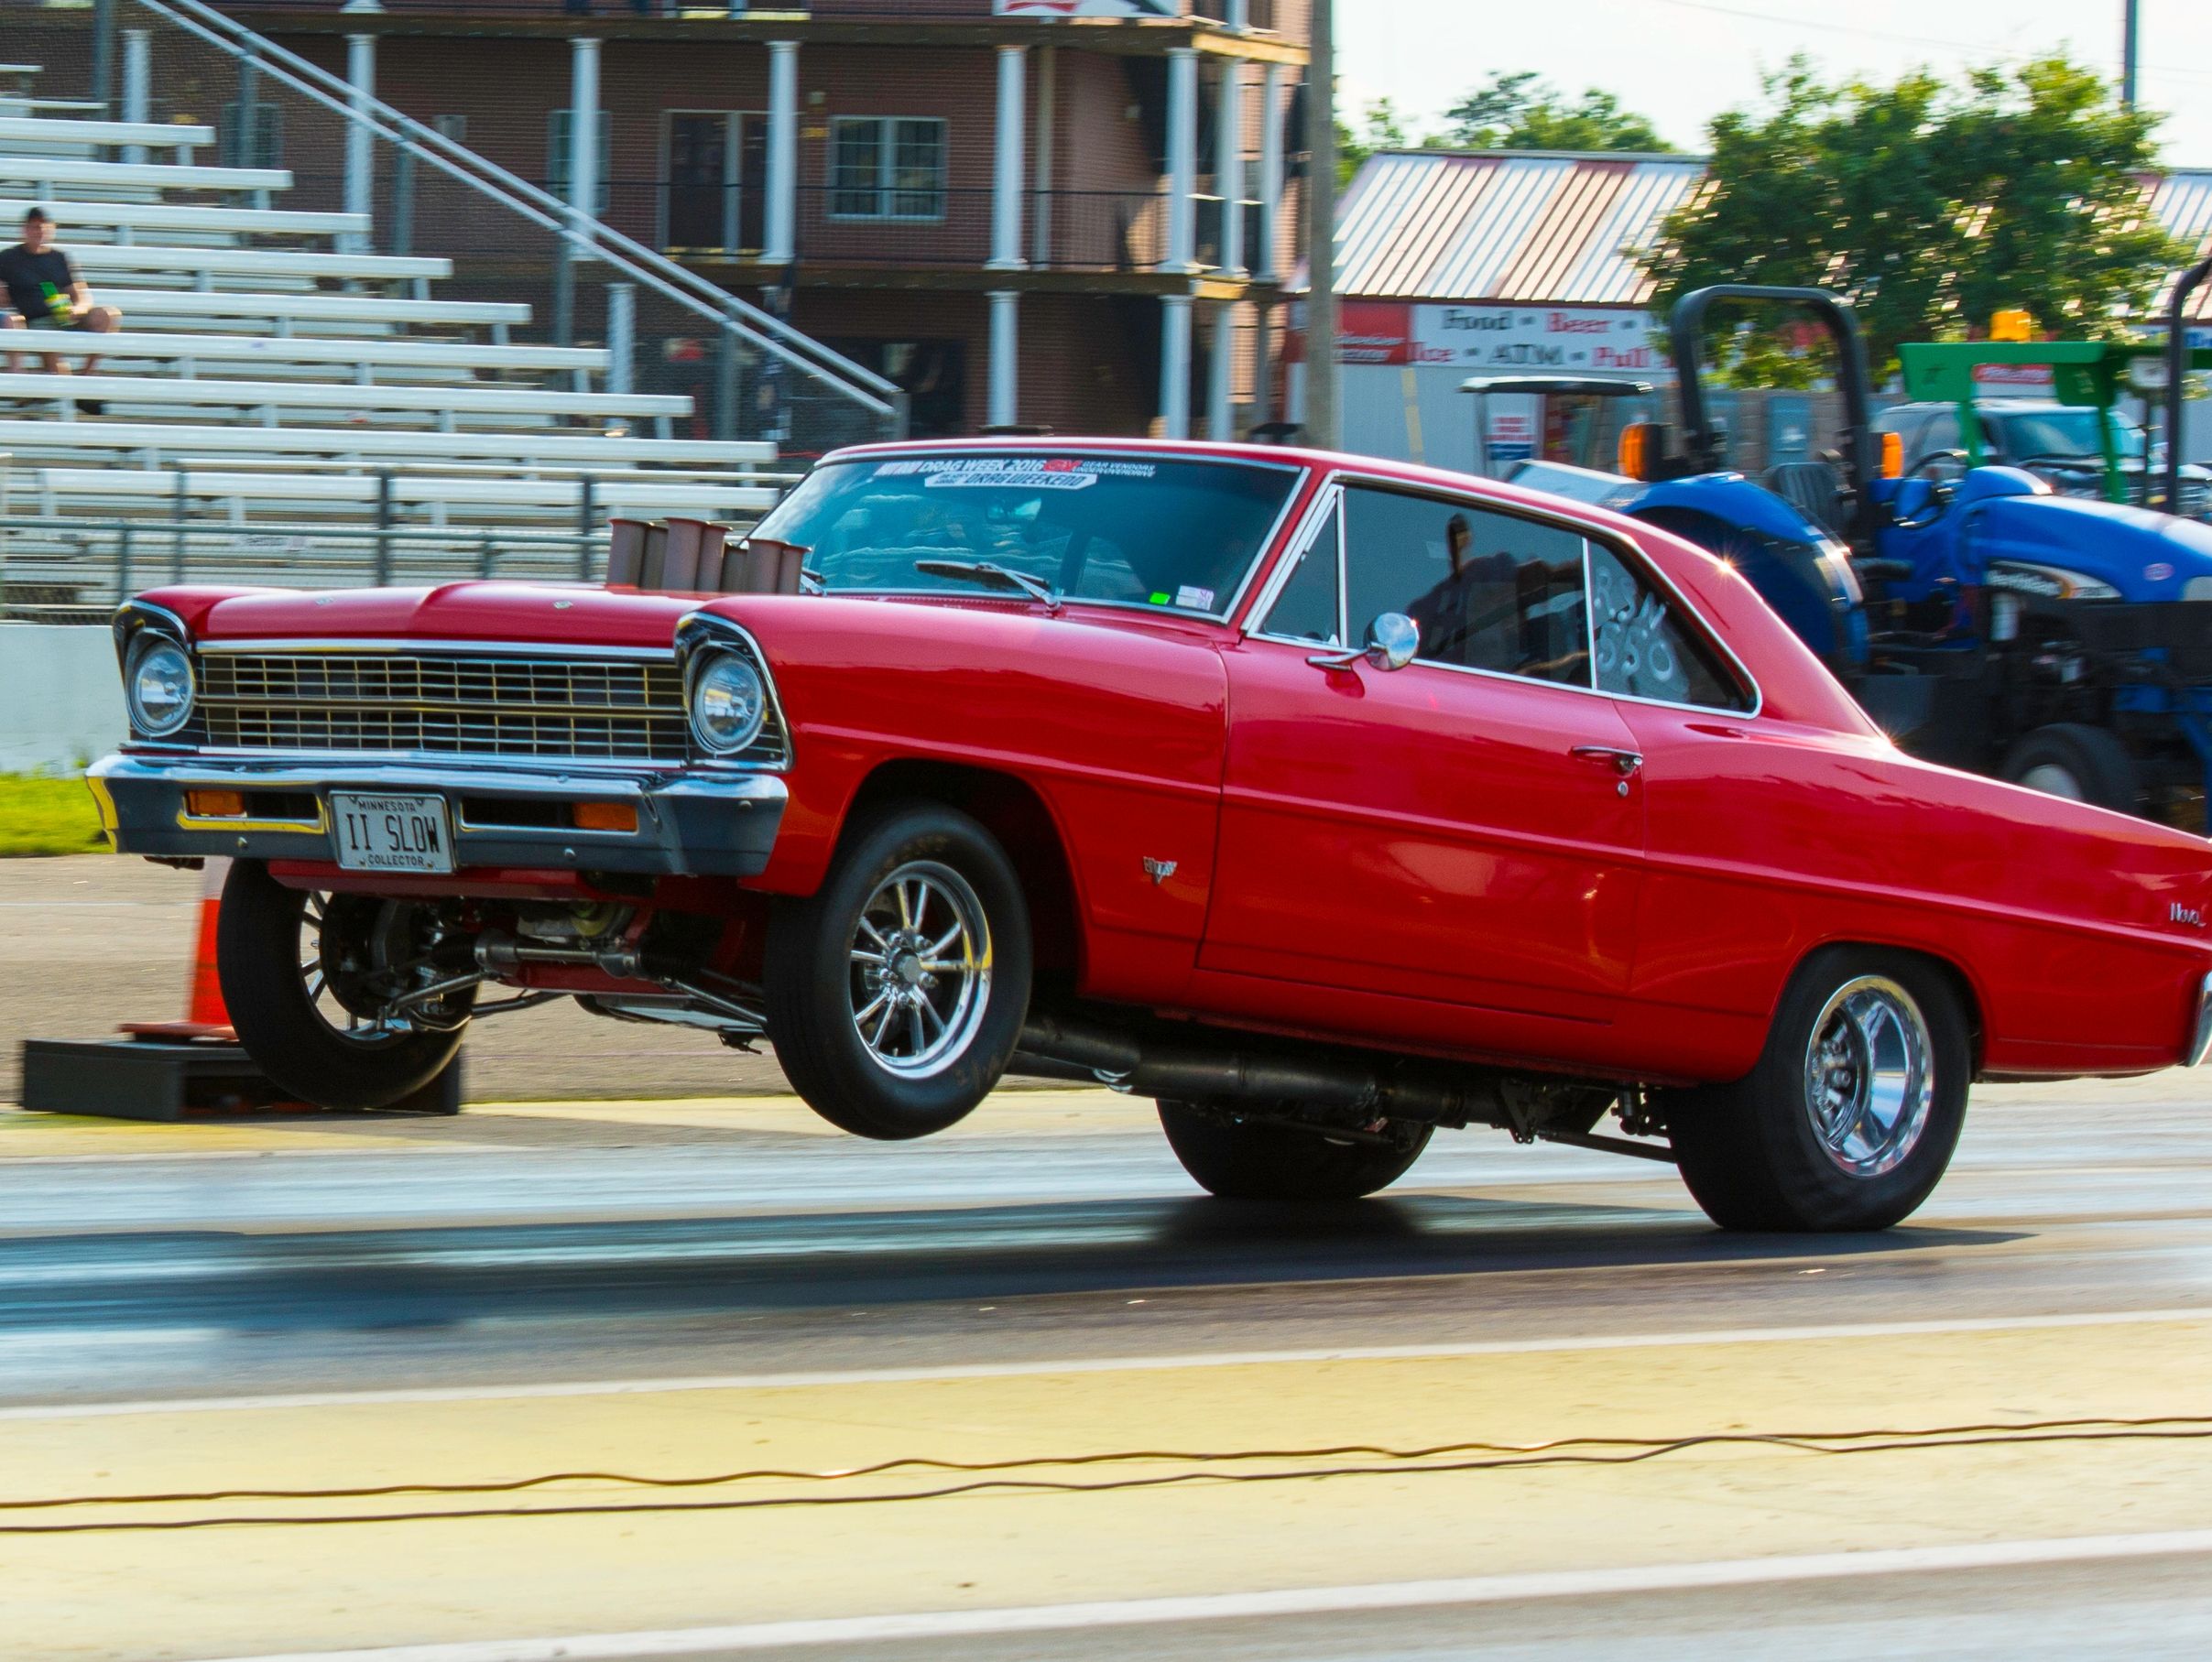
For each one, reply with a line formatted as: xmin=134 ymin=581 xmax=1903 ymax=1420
xmin=816 ymin=436 xmax=1879 ymax=733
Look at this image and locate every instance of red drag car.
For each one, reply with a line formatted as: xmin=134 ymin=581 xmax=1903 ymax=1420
xmin=91 ymin=440 xmax=2212 ymax=1230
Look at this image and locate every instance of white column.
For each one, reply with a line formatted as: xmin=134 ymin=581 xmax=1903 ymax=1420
xmin=1227 ymin=0 xmax=1250 ymax=29
xmin=988 ymin=289 xmax=1020 ymax=429
xmin=1257 ymin=62 xmax=1285 ymax=282
xmin=1207 ymin=301 xmax=1236 ymax=440
xmin=1214 ymin=57 xmax=1246 ymax=278
xmin=989 ymin=44 xmax=1027 ymax=272
xmin=764 ymin=39 xmax=800 ymax=266
xmin=1031 ymin=43 xmax=1057 ymax=267
xmin=1161 ymin=46 xmax=1198 ymax=273
xmin=606 ymin=281 xmax=635 ymax=396
xmin=120 ymin=28 xmax=149 ymax=166
xmin=1160 ymin=292 xmax=1193 ymax=439
xmin=343 ymin=33 xmax=376 ymax=251
xmin=567 ymin=36 xmax=600 ymax=244
xmin=1251 ymin=301 xmax=1276 ymax=429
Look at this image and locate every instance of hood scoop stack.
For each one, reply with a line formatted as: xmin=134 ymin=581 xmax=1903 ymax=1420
xmin=605 ymin=517 xmax=810 ymax=596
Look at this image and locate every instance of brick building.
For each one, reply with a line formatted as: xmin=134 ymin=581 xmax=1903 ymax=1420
xmin=211 ymin=0 xmax=1313 ymax=445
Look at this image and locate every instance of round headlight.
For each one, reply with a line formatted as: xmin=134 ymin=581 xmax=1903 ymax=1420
xmin=127 ymin=639 xmax=195 ymax=738
xmin=691 ymin=653 xmax=767 ymax=755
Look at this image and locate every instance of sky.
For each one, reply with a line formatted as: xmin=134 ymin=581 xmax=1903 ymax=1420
xmin=1337 ymin=0 xmax=2212 ymax=163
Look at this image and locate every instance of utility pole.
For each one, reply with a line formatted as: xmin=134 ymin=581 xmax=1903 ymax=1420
xmin=2122 ymin=0 xmax=2141 ymax=109
xmin=1304 ymin=0 xmax=1338 ymax=449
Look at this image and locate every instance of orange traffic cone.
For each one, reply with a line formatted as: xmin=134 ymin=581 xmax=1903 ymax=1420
xmin=119 ymin=856 xmax=236 ymax=1043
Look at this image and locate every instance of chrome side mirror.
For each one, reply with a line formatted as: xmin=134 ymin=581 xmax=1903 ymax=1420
xmin=1364 ymin=612 xmax=1419 ymax=671
xmin=1311 ymin=612 xmax=1420 ymax=673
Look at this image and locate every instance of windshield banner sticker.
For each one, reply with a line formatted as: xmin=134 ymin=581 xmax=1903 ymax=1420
xmin=875 ymin=458 xmax=1159 ymax=491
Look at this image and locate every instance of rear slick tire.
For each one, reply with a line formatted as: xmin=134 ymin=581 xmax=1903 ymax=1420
xmin=214 ymin=860 xmax=468 ymax=1112
xmin=1669 ymin=946 xmax=1970 ymax=1232
xmin=1158 ymin=1102 xmax=1433 ymax=1200
xmin=764 ymin=800 xmax=1032 ymax=1141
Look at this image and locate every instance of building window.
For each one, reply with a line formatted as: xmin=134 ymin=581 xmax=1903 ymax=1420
xmin=220 ymin=102 xmax=281 ymax=169
xmin=433 ymin=114 xmax=469 ymax=144
xmin=828 ymin=116 xmax=947 ymax=222
xmin=548 ymin=109 xmax=614 ymax=214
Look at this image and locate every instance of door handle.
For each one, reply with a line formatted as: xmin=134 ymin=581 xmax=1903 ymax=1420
xmin=1571 ymin=745 xmax=1644 ymax=777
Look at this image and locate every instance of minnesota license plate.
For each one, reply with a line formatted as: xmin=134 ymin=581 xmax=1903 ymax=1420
xmin=329 ymin=792 xmax=453 ymax=874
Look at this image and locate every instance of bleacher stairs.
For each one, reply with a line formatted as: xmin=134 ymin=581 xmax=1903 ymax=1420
xmin=0 ymin=64 xmax=784 ymax=609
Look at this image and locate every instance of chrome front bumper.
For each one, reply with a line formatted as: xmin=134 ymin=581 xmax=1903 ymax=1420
xmin=88 ymin=751 xmax=786 ymax=878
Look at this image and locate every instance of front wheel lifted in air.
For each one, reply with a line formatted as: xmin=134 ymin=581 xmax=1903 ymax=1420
xmin=764 ymin=800 xmax=1032 ymax=1140
xmin=215 ymin=859 xmax=473 ymax=1112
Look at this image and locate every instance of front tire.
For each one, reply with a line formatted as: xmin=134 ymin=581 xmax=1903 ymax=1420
xmin=765 ymin=801 xmax=1031 ymax=1140
xmin=1669 ymin=947 xmax=1969 ymax=1231
xmin=215 ymin=861 xmax=471 ymax=1112
xmin=1158 ymin=1102 xmax=1433 ymax=1200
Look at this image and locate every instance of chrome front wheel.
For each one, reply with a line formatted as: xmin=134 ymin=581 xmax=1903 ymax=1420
xmin=302 ymin=891 xmax=475 ymax=1046
xmin=846 ymin=861 xmax=993 ymax=1080
xmin=1801 ymin=976 xmax=1934 ymax=1179
xmin=766 ymin=801 xmax=1033 ymax=1140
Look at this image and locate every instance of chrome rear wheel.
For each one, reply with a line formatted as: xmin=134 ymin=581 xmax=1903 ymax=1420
xmin=1801 ymin=975 xmax=1934 ymax=1179
xmin=1670 ymin=947 xmax=1970 ymax=1232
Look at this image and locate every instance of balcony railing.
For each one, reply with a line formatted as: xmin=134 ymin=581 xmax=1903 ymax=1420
xmin=580 ymin=181 xmax=1276 ymax=277
xmin=207 ymin=0 xmax=1287 ymax=27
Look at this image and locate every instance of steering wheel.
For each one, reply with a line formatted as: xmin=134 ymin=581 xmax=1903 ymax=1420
xmin=1891 ymin=449 xmax=1968 ymax=532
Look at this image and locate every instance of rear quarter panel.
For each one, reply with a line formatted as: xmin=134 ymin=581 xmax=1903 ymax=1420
xmin=1547 ymin=512 xmax=2211 ymax=1081
xmin=1619 ymin=691 xmax=2212 ymax=1081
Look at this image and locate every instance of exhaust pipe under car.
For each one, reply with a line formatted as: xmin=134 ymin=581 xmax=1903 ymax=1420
xmin=1013 ymin=1011 xmax=1675 ymax=1162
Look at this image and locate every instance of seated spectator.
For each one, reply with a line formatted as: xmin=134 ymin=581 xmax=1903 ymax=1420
xmin=1 ymin=207 xmax=121 ymax=413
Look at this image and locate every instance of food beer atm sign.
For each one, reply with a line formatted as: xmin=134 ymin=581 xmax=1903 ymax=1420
xmin=1336 ymin=301 xmax=1666 ymax=374
xmin=994 ymin=1 xmax=1178 ymax=15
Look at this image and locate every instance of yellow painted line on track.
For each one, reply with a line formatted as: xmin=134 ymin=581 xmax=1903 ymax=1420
xmin=0 ymin=1113 xmax=456 ymax=1157
xmin=0 ymin=1090 xmax=1151 ymax=1158
xmin=5 ymin=1317 xmax=2211 ymax=1659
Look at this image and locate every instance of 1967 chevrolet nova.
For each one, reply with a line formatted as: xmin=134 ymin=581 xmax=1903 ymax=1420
xmin=90 ymin=440 xmax=2212 ymax=1230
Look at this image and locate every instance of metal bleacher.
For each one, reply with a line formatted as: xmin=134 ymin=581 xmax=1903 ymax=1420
xmin=0 ymin=59 xmax=790 ymax=614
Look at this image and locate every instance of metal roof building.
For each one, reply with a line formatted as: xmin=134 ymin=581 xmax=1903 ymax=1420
xmin=1330 ymin=149 xmax=2212 ymax=466
xmin=1335 ymin=149 xmax=1707 ymax=305
xmin=1340 ymin=150 xmax=2212 ymax=316
xmin=2150 ymin=169 xmax=2212 ymax=324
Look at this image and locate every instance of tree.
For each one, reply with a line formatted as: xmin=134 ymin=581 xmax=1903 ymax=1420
xmin=1643 ymin=56 xmax=2184 ymax=385
xmin=1337 ymin=96 xmax=1412 ymax=189
xmin=1442 ymin=71 xmax=1671 ymax=154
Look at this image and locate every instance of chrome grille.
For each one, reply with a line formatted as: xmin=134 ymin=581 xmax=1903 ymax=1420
xmin=199 ymin=651 xmax=693 ymax=763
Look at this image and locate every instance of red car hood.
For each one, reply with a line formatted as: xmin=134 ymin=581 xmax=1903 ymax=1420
xmin=153 ymin=581 xmax=1232 ymax=659
xmin=164 ymin=582 xmax=702 ymax=652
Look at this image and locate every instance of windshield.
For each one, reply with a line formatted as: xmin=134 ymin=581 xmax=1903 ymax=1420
xmin=747 ymin=454 xmax=1302 ymax=616
xmin=1995 ymin=409 xmax=2147 ymax=462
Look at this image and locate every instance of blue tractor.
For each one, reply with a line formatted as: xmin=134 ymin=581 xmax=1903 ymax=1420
xmin=1516 ymin=280 xmax=2212 ymax=824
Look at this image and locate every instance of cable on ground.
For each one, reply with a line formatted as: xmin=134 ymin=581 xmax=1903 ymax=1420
xmin=2 ymin=1414 xmax=2209 ymax=1535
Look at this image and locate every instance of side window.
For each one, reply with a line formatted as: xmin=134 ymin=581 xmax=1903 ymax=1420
xmin=1342 ymin=486 xmax=1589 ymax=687
xmin=1259 ymin=501 xmax=1341 ymax=645
xmin=1587 ymin=542 xmax=1751 ymax=712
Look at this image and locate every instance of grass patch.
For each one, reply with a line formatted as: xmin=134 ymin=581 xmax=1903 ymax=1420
xmin=0 ymin=776 xmax=109 ymax=858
